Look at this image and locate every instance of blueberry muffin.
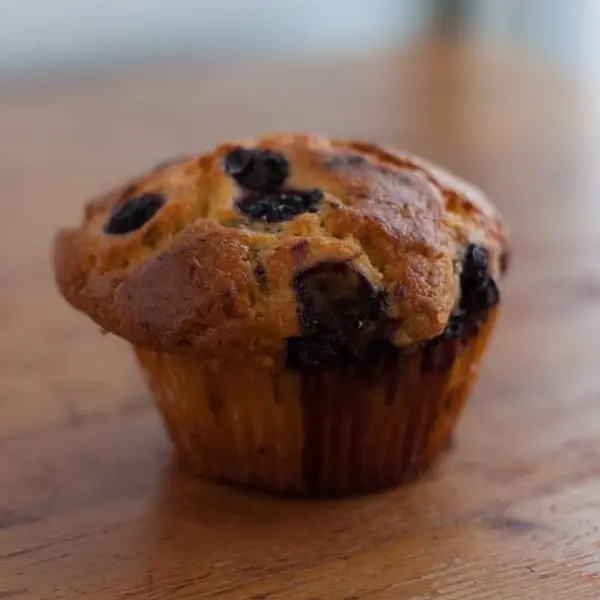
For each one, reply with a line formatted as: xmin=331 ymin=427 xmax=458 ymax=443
xmin=54 ymin=133 xmax=509 ymax=495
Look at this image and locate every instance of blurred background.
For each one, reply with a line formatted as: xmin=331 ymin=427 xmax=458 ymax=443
xmin=1 ymin=0 xmax=599 ymax=82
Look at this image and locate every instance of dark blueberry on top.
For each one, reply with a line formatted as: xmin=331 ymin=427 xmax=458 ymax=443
xmin=236 ymin=188 xmax=323 ymax=224
xmin=103 ymin=192 xmax=165 ymax=235
xmin=438 ymin=309 xmax=465 ymax=340
xmin=422 ymin=244 xmax=499 ymax=371
xmin=286 ymin=262 xmax=389 ymax=370
xmin=460 ymin=244 xmax=499 ymax=313
xmin=429 ymin=243 xmax=499 ymax=345
xmin=223 ymin=147 xmax=289 ymax=192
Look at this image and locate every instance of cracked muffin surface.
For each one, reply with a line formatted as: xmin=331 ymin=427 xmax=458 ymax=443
xmin=54 ymin=133 xmax=508 ymax=363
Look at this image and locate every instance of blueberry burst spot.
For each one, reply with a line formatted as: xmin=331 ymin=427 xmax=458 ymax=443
xmin=460 ymin=244 xmax=499 ymax=313
xmin=223 ymin=146 xmax=289 ymax=192
xmin=236 ymin=188 xmax=323 ymax=224
xmin=422 ymin=244 xmax=499 ymax=372
xmin=286 ymin=262 xmax=389 ymax=370
xmin=434 ymin=244 xmax=499 ymax=342
xmin=103 ymin=192 xmax=165 ymax=235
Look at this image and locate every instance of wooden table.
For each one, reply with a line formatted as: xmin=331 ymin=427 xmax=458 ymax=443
xmin=2 ymin=40 xmax=600 ymax=599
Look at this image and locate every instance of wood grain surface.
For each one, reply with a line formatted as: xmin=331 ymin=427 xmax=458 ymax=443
xmin=2 ymin=40 xmax=600 ymax=599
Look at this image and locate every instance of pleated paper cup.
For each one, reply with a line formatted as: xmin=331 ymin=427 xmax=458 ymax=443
xmin=134 ymin=307 xmax=497 ymax=495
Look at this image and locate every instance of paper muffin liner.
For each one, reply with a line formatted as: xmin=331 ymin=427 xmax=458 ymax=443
xmin=134 ymin=307 xmax=498 ymax=495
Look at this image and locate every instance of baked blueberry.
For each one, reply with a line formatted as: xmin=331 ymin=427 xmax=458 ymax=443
xmin=460 ymin=244 xmax=499 ymax=313
xmin=223 ymin=147 xmax=289 ymax=192
xmin=103 ymin=193 xmax=165 ymax=235
xmin=423 ymin=243 xmax=499 ymax=371
xmin=236 ymin=188 xmax=323 ymax=223
xmin=286 ymin=262 xmax=388 ymax=370
xmin=440 ymin=309 xmax=465 ymax=339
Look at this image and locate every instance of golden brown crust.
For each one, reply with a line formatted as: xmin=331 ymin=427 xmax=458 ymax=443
xmin=53 ymin=133 xmax=509 ymax=358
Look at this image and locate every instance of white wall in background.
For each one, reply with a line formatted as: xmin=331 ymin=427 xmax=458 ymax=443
xmin=0 ymin=0 xmax=429 ymax=79
xmin=466 ymin=0 xmax=522 ymax=42
xmin=579 ymin=0 xmax=600 ymax=76
xmin=467 ymin=0 xmax=594 ymax=71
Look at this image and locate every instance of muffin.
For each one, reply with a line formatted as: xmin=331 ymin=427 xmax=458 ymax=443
xmin=54 ymin=133 xmax=509 ymax=495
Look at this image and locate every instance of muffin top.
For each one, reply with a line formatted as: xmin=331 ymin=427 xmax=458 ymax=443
xmin=54 ymin=133 xmax=508 ymax=367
